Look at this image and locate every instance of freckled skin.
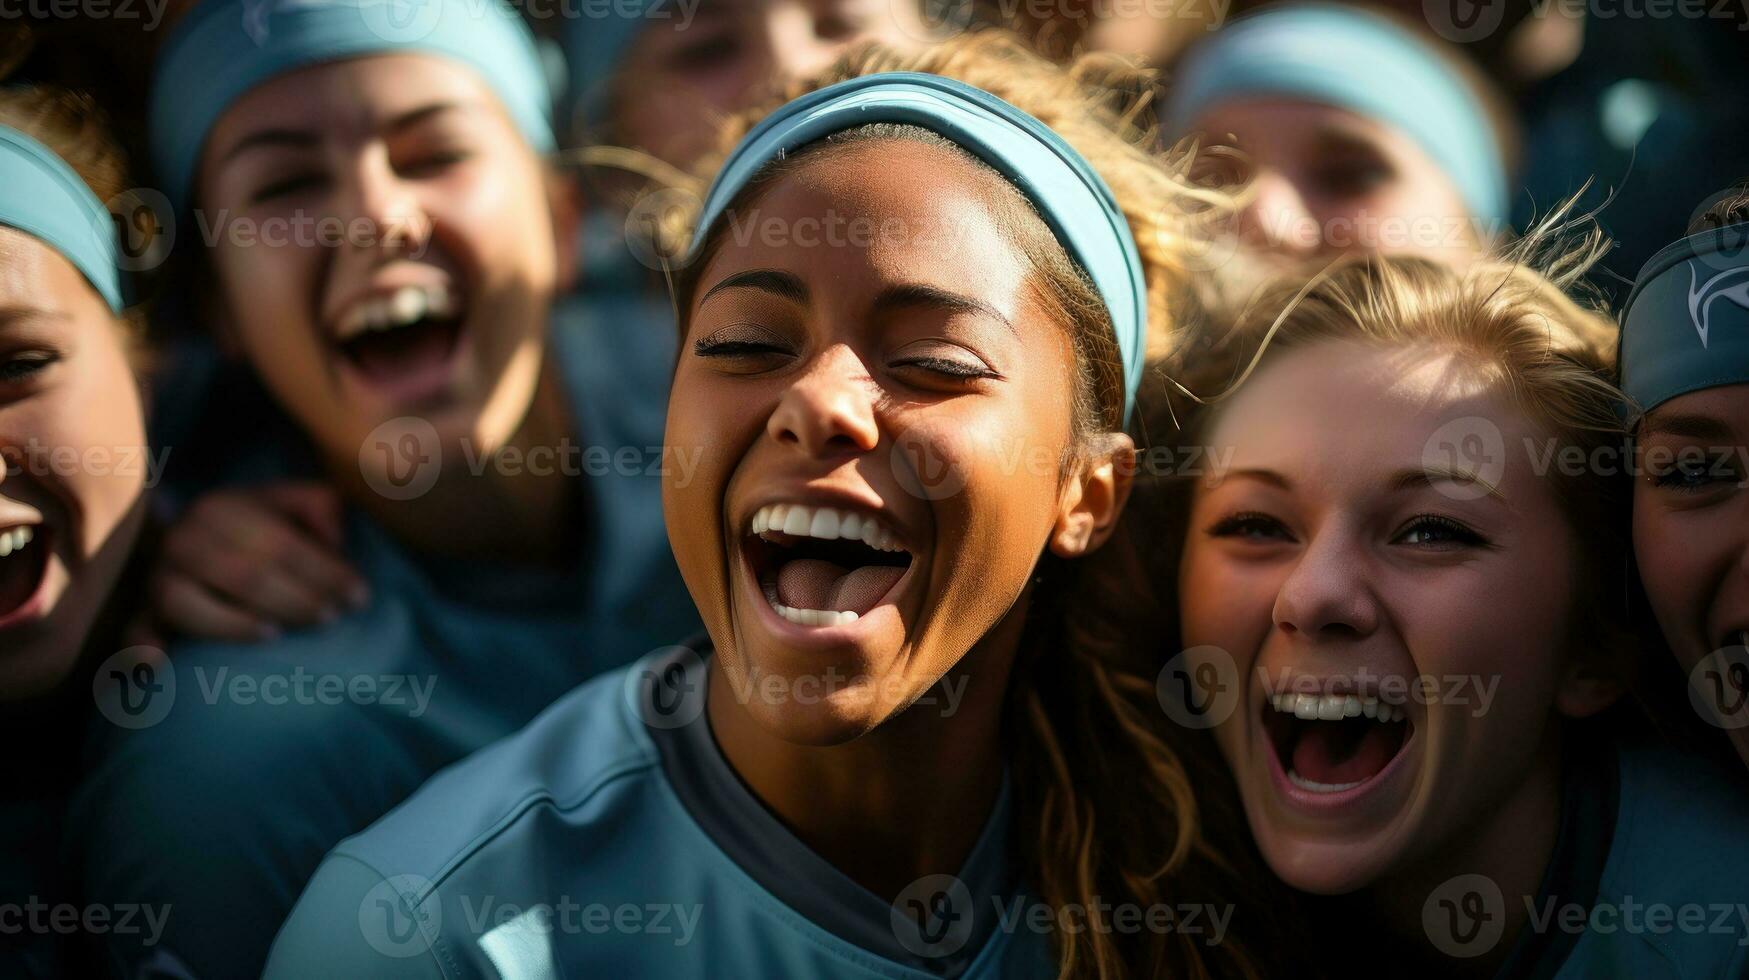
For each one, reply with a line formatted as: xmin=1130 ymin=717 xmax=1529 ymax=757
xmin=0 ymin=230 xmax=148 ymax=699
xmin=1189 ymin=99 xmax=1482 ymax=265
xmin=1633 ymin=385 xmax=1749 ymax=771
xmin=1178 ymin=340 xmax=1612 ymax=918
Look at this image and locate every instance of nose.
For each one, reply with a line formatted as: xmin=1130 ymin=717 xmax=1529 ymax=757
xmin=1272 ymin=525 xmax=1380 ymax=642
xmin=341 ymin=147 xmax=431 ymax=257
xmin=761 ymin=1 xmax=853 ymax=85
xmin=1236 ymin=169 xmax=1321 ymax=257
xmin=767 ymin=345 xmax=880 ymax=459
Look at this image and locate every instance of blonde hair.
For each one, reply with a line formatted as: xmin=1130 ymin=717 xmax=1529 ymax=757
xmin=632 ymin=30 xmax=1267 ymax=980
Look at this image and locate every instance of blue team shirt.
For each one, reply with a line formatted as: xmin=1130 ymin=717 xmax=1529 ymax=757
xmin=262 ymin=643 xmax=1055 ymax=979
xmin=69 ymin=290 xmax=697 ymax=979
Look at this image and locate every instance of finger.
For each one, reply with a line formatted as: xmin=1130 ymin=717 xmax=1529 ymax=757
xmin=254 ymin=481 xmax=347 ymax=547
xmin=198 ymin=547 xmax=344 ymax=626
xmin=153 ymin=575 xmax=280 ymax=644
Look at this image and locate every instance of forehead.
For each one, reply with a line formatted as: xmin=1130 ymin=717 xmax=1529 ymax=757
xmin=204 ymin=52 xmax=500 ymax=149
xmin=0 ymin=227 xmax=94 ymax=310
xmin=1206 ymin=339 xmax=1536 ymax=484
xmin=697 ymin=138 xmax=1034 ymax=302
xmin=1642 ymin=385 xmax=1749 ymax=441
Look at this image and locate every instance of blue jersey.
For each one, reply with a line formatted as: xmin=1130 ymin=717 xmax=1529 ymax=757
xmin=70 ymin=291 xmax=697 ymax=979
xmin=263 ymin=644 xmax=1055 ymax=979
xmin=1535 ymin=738 xmax=1749 ymax=978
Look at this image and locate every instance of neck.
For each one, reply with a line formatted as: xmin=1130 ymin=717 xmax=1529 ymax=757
xmin=1367 ymin=729 xmax=1566 ymax=978
xmin=337 ymin=357 xmax=581 ymax=566
xmin=706 ymin=604 xmax=1030 ymax=902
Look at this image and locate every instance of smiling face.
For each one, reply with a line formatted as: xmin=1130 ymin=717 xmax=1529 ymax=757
xmin=1633 ymin=384 xmax=1749 ymax=768
xmin=1178 ymin=338 xmax=1599 ymax=894
xmin=0 ymin=229 xmax=148 ymax=699
xmin=1188 ymin=99 xmax=1480 ymax=265
xmin=665 ymin=137 xmax=1124 ymax=745
xmin=196 ymin=53 xmax=571 ymax=485
xmin=612 ymin=0 xmax=930 ymax=169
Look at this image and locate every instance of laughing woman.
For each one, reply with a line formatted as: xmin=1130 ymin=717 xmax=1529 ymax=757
xmin=264 ymin=35 xmax=1267 ymax=980
xmin=0 ymin=86 xmax=152 ymax=978
xmin=1151 ymin=233 xmax=1749 ymax=975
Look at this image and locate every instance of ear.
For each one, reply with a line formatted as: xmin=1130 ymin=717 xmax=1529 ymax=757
xmin=546 ymin=167 xmax=585 ymax=294
xmin=1048 ymin=432 xmax=1136 ymax=559
xmin=1553 ymin=648 xmax=1623 ymax=720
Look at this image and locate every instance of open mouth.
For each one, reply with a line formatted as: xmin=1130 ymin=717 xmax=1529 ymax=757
xmin=0 ymin=525 xmax=49 ymax=624
xmin=1264 ymin=692 xmax=1413 ymax=794
xmin=743 ymin=503 xmax=912 ymax=628
xmin=332 ymin=283 xmax=465 ymax=394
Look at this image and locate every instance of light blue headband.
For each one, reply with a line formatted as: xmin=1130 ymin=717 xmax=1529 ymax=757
xmin=1620 ymin=223 xmax=1749 ymax=414
xmin=151 ymin=0 xmax=556 ymax=212
xmin=689 ymin=73 xmax=1148 ymax=425
xmin=0 ymin=126 xmax=124 ymax=313
xmin=1163 ymin=4 xmax=1507 ymax=225
xmin=562 ymin=0 xmax=660 ymax=135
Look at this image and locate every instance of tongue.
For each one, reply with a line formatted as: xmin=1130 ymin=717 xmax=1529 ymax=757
xmin=345 ymin=320 xmax=456 ymax=383
xmin=1291 ymin=720 xmax=1401 ymax=786
xmin=775 ymin=558 xmax=905 ymax=615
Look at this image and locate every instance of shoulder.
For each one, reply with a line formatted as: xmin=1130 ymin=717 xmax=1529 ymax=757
xmin=265 ymin=651 xmax=689 ymax=976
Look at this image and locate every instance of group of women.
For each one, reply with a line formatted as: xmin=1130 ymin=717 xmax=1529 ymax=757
xmin=1 ymin=0 xmax=1746 ymax=977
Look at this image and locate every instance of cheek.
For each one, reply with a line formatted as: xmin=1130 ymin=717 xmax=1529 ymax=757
xmin=1178 ymin=542 xmax=1275 ymax=655
xmin=1632 ymin=495 xmax=1710 ymax=627
xmin=437 ymin=160 xmax=556 ymax=285
xmin=36 ymin=344 xmax=147 ymax=555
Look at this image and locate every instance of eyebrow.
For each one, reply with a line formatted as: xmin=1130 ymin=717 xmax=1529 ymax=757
xmin=699 ymin=269 xmax=809 ymax=306
xmin=1392 ymin=465 xmax=1504 ymax=500
xmin=872 ymin=283 xmax=1015 ymax=337
xmin=1220 ymin=467 xmax=1292 ymax=490
xmin=218 ymin=101 xmax=473 ymax=166
xmin=0 ymin=305 xmax=70 ymax=328
xmin=1642 ymin=411 xmax=1738 ymax=441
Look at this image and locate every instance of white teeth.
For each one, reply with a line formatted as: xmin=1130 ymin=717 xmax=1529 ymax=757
xmin=1287 ymin=771 xmax=1366 ymax=793
xmin=336 ymin=283 xmax=455 ymax=340
xmin=749 ymin=503 xmax=907 ymax=553
xmin=1269 ymin=690 xmax=1403 ymax=723
xmin=0 ymin=526 xmax=33 ymax=558
xmin=769 ymin=602 xmax=860 ymax=628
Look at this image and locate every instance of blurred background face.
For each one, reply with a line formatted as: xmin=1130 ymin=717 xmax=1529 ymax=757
xmin=1177 ymin=339 xmax=1585 ymax=894
xmin=1188 ymin=99 xmax=1482 ymax=265
xmin=1633 ymin=385 xmax=1749 ymax=768
xmin=0 ymin=229 xmax=148 ymax=700
xmin=611 ymin=0 xmax=931 ymax=169
xmin=664 ymin=141 xmax=1083 ymax=745
xmin=195 ymin=54 xmax=567 ymax=487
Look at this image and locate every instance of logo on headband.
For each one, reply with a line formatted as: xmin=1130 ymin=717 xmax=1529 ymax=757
xmin=1686 ymin=261 xmax=1749 ymax=349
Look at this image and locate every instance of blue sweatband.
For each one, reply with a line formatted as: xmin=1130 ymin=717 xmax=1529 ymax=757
xmin=689 ymin=73 xmax=1149 ymax=425
xmin=0 ymin=125 xmax=124 ymax=313
xmin=1163 ymin=3 xmax=1507 ymax=226
xmin=151 ymin=0 xmax=556 ymax=212
xmin=1620 ymin=223 xmax=1749 ymax=414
